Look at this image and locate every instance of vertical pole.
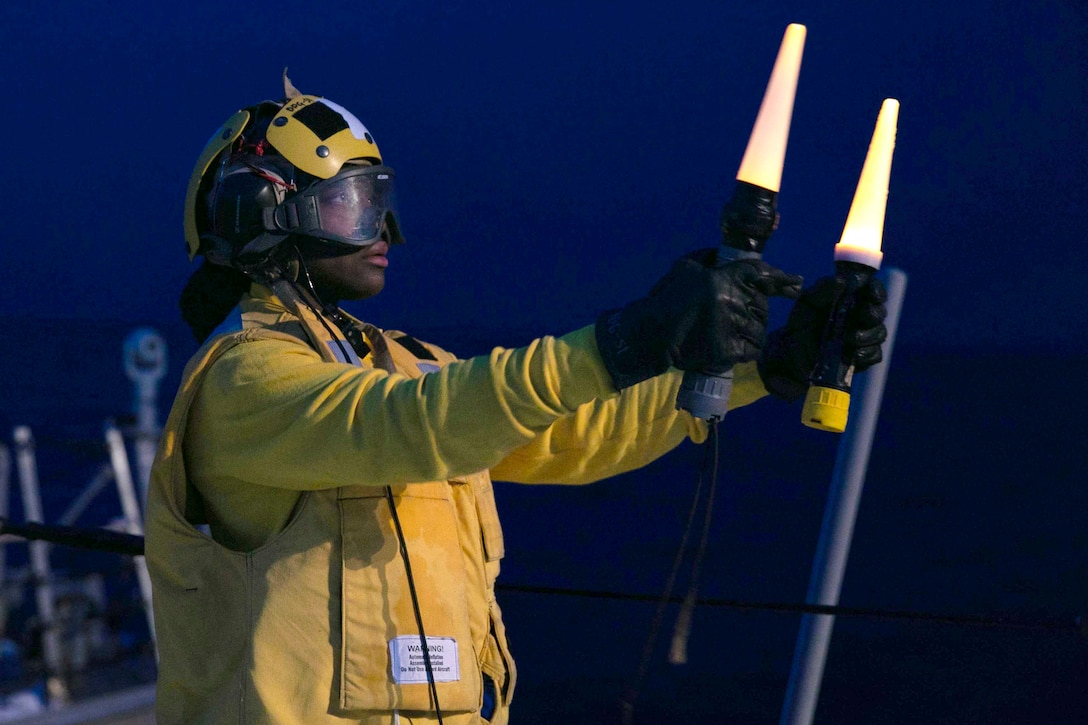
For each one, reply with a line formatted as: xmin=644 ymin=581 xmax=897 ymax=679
xmin=779 ymin=268 xmax=908 ymax=725
xmin=0 ymin=445 xmax=9 ymax=594
xmin=12 ymin=426 xmax=68 ymax=707
xmin=104 ymin=424 xmax=157 ymax=651
xmin=0 ymin=440 xmax=11 ymax=657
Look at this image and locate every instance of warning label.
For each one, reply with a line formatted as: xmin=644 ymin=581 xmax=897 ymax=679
xmin=389 ymin=636 xmax=460 ymax=684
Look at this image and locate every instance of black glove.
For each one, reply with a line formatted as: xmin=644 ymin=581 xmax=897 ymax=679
xmin=758 ymin=275 xmax=888 ymax=401
xmin=595 ymin=249 xmax=803 ymax=391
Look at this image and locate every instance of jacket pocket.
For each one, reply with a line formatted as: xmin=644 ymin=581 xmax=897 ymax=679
xmin=463 ymin=472 xmax=505 ymax=562
xmin=337 ymin=483 xmax=481 ymax=714
xmin=483 ymin=599 xmax=517 ymax=711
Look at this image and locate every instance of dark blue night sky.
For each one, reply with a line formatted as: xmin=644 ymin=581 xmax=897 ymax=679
xmin=2 ymin=1 xmax=1085 ymax=350
xmin=2 ymin=1 xmax=1087 ymax=722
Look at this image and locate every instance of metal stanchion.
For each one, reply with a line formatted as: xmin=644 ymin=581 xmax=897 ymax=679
xmin=780 ymin=268 xmax=908 ymax=725
xmin=104 ymin=424 xmax=156 ymax=652
xmin=12 ymin=426 xmax=68 ymax=707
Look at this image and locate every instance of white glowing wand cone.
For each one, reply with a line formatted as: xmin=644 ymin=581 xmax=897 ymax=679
xmin=834 ymin=98 xmax=899 ymax=270
xmin=801 ymin=98 xmax=900 ymax=434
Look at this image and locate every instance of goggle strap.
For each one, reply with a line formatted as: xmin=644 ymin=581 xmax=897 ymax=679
xmin=267 ymin=198 xmax=322 ymax=234
xmin=237 ymin=231 xmax=290 ymax=262
xmin=262 ymin=207 xmax=279 ymax=231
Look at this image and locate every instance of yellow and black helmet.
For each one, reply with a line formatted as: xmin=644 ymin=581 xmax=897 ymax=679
xmin=184 ymin=75 xmax=403 ymax=267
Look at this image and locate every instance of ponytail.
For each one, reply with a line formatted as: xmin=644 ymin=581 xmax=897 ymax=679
xmin=179 ymin=262 xmax=253 ymax=342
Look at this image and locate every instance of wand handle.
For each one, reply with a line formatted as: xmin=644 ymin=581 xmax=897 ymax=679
xmin=800 ymin=261 xmax=876 ymax=432
xmin=677 ymin=24 xmax=803 ymax=421
xmin=676 ymin=182 xmax=776 ymax=421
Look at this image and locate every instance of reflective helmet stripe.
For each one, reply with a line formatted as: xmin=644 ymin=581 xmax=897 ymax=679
xmin=266 ymin=95 xmax=383 ymax=179
xmin=184 ymin=109 xmax=250 ymax=260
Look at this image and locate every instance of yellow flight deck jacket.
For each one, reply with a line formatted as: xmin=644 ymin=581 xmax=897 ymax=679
xmin=146 ymin=284 xmax=768 ymax=725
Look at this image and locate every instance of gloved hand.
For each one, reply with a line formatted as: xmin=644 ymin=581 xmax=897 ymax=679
xmin=595 ymin=249 xmax=804 ymax=391
xmin=758 ymin=275 xmax=888 ymax=401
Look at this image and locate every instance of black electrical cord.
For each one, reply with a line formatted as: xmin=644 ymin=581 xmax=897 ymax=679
xmin=669 ymin=420 xmax=721 ymax=662
xmin=291 ymin=254 xmax=361 ymax=363
xmin=6 ymin=520 xmax=1084 ymax=636
xmin=496 ymin=583 xmax=1086 ymax=636
xmin=245 ymin=255 xmax=445 ymax=720
xmin=289 ymin=258 xmax=445 ymax=720
xmin=385 ymin=486 xmax=444 ymax=723
xmin=620 ymin=422 xmax=720 ymax=725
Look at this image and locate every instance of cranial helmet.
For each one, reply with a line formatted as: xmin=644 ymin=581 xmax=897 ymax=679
xmin=184 ymin=72 xmax=405 ymax=269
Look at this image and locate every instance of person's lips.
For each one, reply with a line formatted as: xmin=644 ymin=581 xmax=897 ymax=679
xmin=364 ymin=242 xmax=390 ymax=268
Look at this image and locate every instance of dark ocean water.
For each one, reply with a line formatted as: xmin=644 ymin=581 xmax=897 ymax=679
xmin=1 ymin=318 xmax=1086 ymax=723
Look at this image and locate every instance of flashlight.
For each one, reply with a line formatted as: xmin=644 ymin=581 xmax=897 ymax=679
xmin=677 ymin=23 xmax=806 ymax=421
xmin=802 ymin=98 xmax=899 ymax=432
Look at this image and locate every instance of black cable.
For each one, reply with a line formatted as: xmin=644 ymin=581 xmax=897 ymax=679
xmin=0 ymin=517 xmax=144 ymax=557
xmin=6 ymin=519 xmax=1084 ymax=637
xmin=215 ymin=257 xmax=441 ymax=717
xmin=691 ymin=422 xmax=721 ymax=594
xmin=384 ymin=487 xmax=444 ymax=723
xmin=668 ymin=421 xmax=721 ymax=662
xmin=620 ymin=428 xmax=717 ymax=724
xmin=291 ymin=261 xmax=442 ymax=718
xmin=496 ymin=583 xmax=1087 ymax=636
xmin=19 ymin=433 xmax=108 ymax=459
xmin=290 ymin=254 xmax=363 ymax=363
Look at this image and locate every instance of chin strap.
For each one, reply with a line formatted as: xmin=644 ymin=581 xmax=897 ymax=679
xmin=293 ymin=251 xmax=398 ymax=373
xmin=240 ymin=251 xmax=398 ymax=374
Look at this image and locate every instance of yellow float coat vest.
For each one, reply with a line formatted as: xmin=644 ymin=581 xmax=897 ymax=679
xmin=147 ymin=286 xmax=767 ymax=724
xmin=148 ymin=311 xmax=518 ymax=722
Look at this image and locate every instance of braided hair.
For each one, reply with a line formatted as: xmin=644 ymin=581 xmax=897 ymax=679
xmin=179 ymin=261 xmax=253 ymax=343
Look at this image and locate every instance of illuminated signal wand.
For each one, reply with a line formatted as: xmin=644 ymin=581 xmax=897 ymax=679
xmin=802 ymin=98 xmax=899 ymax=432
xmin=662 ymin=23 xmax=807 ymax=674
xmin=676 ymin=23 xmax=807 ymax=421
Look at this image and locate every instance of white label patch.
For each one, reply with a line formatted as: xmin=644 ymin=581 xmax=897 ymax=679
xmin=389 ymin=636 xmax=460 ymax=684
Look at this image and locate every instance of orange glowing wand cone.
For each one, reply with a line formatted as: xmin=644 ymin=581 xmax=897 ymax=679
xmin=802 ymin=99 xmax=899 ymax=432
xmin=737 ymin=23 xmax=807 ymax=193
xmin=675 ymin=23 xmax=807 ymax=422
xmin=666 ymin=25 xmax=808 ymax=675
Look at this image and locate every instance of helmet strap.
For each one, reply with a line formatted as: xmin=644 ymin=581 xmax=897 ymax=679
xmin=291 ymin=249 xmax=395 ymax=371
xmin=236 ymin=231 xmax=290 ymax=262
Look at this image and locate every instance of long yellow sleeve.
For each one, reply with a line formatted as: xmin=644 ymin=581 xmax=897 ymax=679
xmin=187 ymin=325 xmax=616 ymax=491
xmin=183 ymin=296 xmax=769 ymax=549
xmin=491 ymin=361 xmax=767 ymax=485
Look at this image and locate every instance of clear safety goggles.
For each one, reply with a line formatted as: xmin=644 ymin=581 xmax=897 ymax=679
xmin=263 ymin=165 xmax=405 ymax=248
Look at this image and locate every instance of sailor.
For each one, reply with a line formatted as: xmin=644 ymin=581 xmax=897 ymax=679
xmin=145 ymin=74 xmax=886 ymax=725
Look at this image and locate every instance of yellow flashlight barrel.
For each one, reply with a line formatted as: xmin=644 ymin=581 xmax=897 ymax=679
xmin=800 ymin=261 xmax=876 ymax=433
xmin=801 ymin=385 xmax=852 ymax=432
